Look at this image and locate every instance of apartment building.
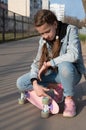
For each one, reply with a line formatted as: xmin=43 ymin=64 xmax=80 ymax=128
xmin=8 ymin=0 xmax=49 ymax=18
xmin=0 ymin=0 xmax=8 ymax=9
xmin=50 ymin=4 xmax=65 ymax=21
xmin=8 ymin=0 xmax=41 ymax=18
xmin=0 ymin=0 xmax=8 ymax=4
xmin=42 ymin=0 xmax=50 ymax=9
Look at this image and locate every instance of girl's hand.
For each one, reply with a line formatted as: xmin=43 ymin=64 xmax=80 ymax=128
xmin=38 ymin=62 xmax=50 ymax=81
xmin=33 ymin=83 xmax=50 ymax=98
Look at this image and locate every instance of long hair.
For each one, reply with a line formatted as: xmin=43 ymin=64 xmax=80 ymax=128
xmin=34 ymin=10 xmax=61 ymax=69
xmin=39 ymin=38 xmax=61 ymax=69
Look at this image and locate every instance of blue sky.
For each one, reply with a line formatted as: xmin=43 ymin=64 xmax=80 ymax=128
xmin=50 ymin=0 xmax=85 ymax=20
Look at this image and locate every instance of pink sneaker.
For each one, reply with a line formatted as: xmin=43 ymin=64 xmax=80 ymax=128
xmin=63 ymin=98 xmax=76 ymax=117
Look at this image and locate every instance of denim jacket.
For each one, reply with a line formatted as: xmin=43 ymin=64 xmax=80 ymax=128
xmin=30 ymin=25 xmax=86 ymax=80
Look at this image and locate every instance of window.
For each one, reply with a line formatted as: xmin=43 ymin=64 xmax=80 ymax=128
xmin=34 ymin=0 xmax=38 ymax=8
xmin=0 ymin=0 xmax=8 ymax=4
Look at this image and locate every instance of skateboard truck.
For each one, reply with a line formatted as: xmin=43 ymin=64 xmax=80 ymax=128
xmin=41 ymin=97 xmax=51 ymax=118
xmin=18 ymin=92 xmax=27 ymax=105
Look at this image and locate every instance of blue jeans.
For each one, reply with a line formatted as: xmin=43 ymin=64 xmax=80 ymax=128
xmin=16 ymin=61 xmax=82 ymax=97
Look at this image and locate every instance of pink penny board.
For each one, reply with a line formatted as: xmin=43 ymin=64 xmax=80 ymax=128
xmin=26 ymin=90 xmax=59 ymax=114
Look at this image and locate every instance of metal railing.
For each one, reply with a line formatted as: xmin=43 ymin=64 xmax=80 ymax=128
xmin=0 ymin=7 xmax=37 ymax=43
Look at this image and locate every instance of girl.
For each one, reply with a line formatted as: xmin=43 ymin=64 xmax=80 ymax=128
xmin=16 ymin=9 xmax=86 ymax=117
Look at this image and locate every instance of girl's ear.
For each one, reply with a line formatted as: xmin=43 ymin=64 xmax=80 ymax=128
xmin=54 ymin=21 xmax=57 ymax=29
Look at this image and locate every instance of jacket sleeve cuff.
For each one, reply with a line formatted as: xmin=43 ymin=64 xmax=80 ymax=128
xmin=50 ymin=59 xmax=56 ymax=67
xmin=31 ymin=78 xmax=38 ymax=85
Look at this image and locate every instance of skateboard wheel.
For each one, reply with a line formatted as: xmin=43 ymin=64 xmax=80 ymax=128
xmin=18 ymin=98 xmax=25 ymax=105
xmin=42 ymin=97 xmax=50 ymax=105
xmin=41 ymin=110 xmax=49 ymax=118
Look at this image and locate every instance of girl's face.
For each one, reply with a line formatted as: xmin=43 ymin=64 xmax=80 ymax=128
xmin=35 ymin=21 xmax=57 ymax=41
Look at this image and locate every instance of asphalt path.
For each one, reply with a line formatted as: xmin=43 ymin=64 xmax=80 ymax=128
xmin=0 ymin=37 xmax=86 ymax=130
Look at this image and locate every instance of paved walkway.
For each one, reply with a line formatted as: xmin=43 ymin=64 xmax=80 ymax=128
xmin=0 ymin=37 xmax=86 ymax=130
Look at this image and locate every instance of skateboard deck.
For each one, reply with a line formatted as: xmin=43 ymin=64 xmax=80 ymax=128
xmin=26 ymin=84 xmax=63 ymax=114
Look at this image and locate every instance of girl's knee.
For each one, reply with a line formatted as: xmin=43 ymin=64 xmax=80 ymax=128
xmin=16 ymin=77 xmax=23 ymax=91
xmin=16 ymin=73 xmax=32 ymax=91
xmin=58 ymin=62 xmax=75 ymax=77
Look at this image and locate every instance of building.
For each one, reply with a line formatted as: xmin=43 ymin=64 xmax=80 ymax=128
xmin=0 ymin=0 xmax=8 ymax=4
xmin=42 ymin=0 xmax=50 ymax=9
xmin=8 ymin=0 xmax=50 ymax=18
xmin=8 ymin=0 xmax=42 ymax=18
xmin=50 ymin=4 xmax=65 ymax=21
xmin=8 ymin=0 xmax=41 ymax=18
xmin=30 ymin=0 xmax=42 ymax=18
xmin=82 ymin=0 xmax=86 ymax=14
xmin=0 ymin=0 xmax=8 ymax=9
xmin=0 ymin=0 xmax=50 ymax=18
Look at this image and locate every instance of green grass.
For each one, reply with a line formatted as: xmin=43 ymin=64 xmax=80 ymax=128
xmin=1 ymin=32 xmax=85 ymax=43
xmin=0 ymin=32 xmax=29 ymax=42
xmin=0 ymin=32 xmax=38 ymax=43
xmin=79 ymin=34 xmax=86 ymax=42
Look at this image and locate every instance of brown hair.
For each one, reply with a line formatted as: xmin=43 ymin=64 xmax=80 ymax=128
xmin=34 ymin=10 xmax=61 ymax=69
xmin=34 ymin=9 xmax=58 ymax=26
